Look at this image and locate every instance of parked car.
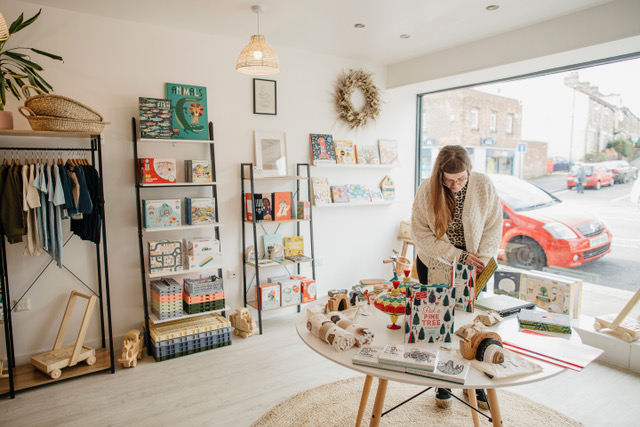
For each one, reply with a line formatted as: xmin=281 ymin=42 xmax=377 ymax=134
xmin=490 ymin=174 xmax=612 ymax=270
xmin=551 ymin=156 xmax=572 ymax=172
xmin=602 ymin=160 xmax=638 ymax=183
xmin=566 ymin=163 xmax=614 ymax=190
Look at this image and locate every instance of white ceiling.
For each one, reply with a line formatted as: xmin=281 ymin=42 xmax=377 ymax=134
xmin=15 ymin=0 xmax=613 ymax=65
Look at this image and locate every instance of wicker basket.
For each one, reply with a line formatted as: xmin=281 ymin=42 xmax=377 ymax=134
xmin=21 ymin=84 xmax=104 ymax=121
xmin=19 ymin=106 xmax=109 ymax=133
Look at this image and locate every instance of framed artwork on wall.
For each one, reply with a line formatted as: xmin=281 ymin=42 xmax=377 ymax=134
xmin=255 ymin=130 xmax=287 ymax=177
xmin=253 ymin=78 xmax=277 ymax=115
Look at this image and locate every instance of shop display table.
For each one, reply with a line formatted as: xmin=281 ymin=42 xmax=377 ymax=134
xmin=296 ymin=297 xmax=578 ymax=427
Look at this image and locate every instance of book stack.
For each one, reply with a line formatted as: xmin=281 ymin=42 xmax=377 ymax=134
xmin=517 ymin=310 xmax=572 ymax=334
xmin=352 ymin=344 xmax=471 ymax=384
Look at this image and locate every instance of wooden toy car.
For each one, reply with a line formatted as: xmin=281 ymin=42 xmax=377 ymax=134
xmin=230 ymin=308 xmax=258 ymax=338
xmin=117 ymin=329 xmax=144 ymax=368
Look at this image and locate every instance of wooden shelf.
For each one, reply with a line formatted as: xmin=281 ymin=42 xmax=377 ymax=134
xmin=138 ymin=137 xmax=214 ymax=144
xmin=143 ymin=223 xmax=222 ymax=232
xmin=243 ymin=219 xmax=309 ymax=225
xmin=311 ymin=164 xmax=394 ymax=169
xmin=138 ymin=182 xmax=217 ymax=188
xmin=0 ymin=348 xmax=112 ymax=395
xmin=316 ymin=201 xmax=393 ymax=207
xmin=148 ymin=306 xmax=230 ymax=324
xmin=0 ymin=129 xmax=100 ymax=138
xmin=148 ymin=264 xmax=223 ymax=279
xmin=245 ymin=258 xmax=313 ymax=269
xmin=244 ymin=175 xmax=309 ymax=181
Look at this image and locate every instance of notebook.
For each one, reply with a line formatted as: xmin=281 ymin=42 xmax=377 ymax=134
xmin=475 ymin=294 xmax=535 ymax=317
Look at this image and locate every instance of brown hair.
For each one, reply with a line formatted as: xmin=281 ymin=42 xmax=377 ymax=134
xmin=429 ymin=145 xmax=472 ymax=239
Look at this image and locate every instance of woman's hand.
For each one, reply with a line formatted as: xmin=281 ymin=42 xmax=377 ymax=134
xmin=465 ymin=253 xmax=485 ymax=274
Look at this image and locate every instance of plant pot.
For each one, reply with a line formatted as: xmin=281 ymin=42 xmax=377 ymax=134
xmin=0 ymin=111 xmax=14 ymax=129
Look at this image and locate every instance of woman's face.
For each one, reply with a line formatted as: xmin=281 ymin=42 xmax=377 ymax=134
xmin=442 ymin=170 xmax=468 ymax=193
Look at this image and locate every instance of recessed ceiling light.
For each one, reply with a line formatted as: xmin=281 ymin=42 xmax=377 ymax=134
xmin=486 ymin=5 xmax=500 ymax=11
xmin=400 ymin=34 xmax=410 ymax=39
xmin=354 ymin=23 xmax=365 ymax=28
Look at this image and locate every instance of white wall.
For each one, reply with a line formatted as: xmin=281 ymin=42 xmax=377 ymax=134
xmin=1 ymin=1 xmax=415 ymax=359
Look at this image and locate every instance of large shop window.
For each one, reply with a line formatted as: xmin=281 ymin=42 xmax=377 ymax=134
xmin=416 ymin=56 xmax=640 ymax=293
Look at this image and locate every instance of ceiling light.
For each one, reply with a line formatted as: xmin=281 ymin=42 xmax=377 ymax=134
xmin=486 ymin=5 xmax=500 ymax=11
xmin=400 ymin=34 xmax=410 ymax=39
xmin=354 ymin=23 xmax=365 ymax=28
xmin=236 ymin=5 xmax=280 ymax=75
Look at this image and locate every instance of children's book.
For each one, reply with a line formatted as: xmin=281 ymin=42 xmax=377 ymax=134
xmin=406 ymin=350 xmax=471 ymax=384
xmin=244 ymin=193 xmax=264 ymax=223
xmin=334 ymin=140 xmax=356 ymax=164
xmin=187 ymin=197 xmax=216 ymax=225
xmin=263 ymin=233 xmax=284 ymax=259
xmin=378 ymin=344 xmax=438 ymax=372
xmin=311 ymin=177 xmax=331 ymax=205
xmin=310 ymin=134 xmax=336 ymax=165
xmin=475 ymin=294 xmax=535 ymax=317
xmin=475 ymin=257 xmax=498 ymax=298
xmin=330 ymin=185 xmax=350 ymax=203
xmin=280 ymin=279 xmax=301 ymax=307
xmin=404 ymin=281 xmax=456 ymax=343
xmin=185 ymin=159 xmax=212 ymax=183
xmin=517 ymin=310 xmax=572 ymax=334
xmin=165 ymin=83 xmax=209 ymax=140
xmin=370 ymin=189 xmax=384 ymax=201
xmin=272 ymin=192 xmax=292 ymax=221
xmin=297 ymin=201 xmax=310 ymax=220
xmin=148 ymin=240 xmax=183 ymax=273
xmin=138 ymin=158 xmax=177 ymax=184
xmin=245 ymin=193 xmax=254 ymax=222
xmin=378 ymin=139 xmax=399 ymax=165
xmin=143 ymin=199 xmax=181 ymax=228
xmin=285 ymin=254 xmax=312 ymax=262
xmin=380 ymin=175 xmax=395 ymax=200
xmin=284 ymin=236 xmax=304 ymax=256
xmin=355 ymin=144 xmax=380 ymax=164
xmin=347 ymin=184 xmax=371 ymax=202
xmin=493 ymin=269 xmax=523 ymax=299
xmin=352 ymin=345 xmax=404 ymax=372
xmin=520 ymin=270 xmax=581 ymax=318
xmin=138 ymin=97 xmax=173 ymax=139
xmin=454 ymin=263 xmax=476 ymax=313
xmin=260 ymin=193 xmax=273 ymax=220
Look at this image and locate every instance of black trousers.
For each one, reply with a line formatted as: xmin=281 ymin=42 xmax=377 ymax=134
xmin=416 ymin=255 xmax=429 ymax=284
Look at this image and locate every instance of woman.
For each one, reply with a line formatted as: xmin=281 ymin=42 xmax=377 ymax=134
xmin=411 ymin=145 xmax=502 ymax=409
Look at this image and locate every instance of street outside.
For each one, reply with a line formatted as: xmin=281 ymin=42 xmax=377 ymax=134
xmin=529 ymin=169 xmax=640 ymax=292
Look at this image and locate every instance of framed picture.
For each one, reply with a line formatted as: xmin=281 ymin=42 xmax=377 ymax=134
xmin=253 ymin=78 xmax=277 ymax=115
xmin=255 ymin=131 xmax=287 ymax=177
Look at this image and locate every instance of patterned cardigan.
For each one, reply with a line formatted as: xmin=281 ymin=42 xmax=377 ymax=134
xmin=410 ymin=171 xmax=503 ymax=283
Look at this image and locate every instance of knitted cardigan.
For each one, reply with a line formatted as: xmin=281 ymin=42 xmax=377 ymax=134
xmin=410 ymin=171 xmax=502 ymax=282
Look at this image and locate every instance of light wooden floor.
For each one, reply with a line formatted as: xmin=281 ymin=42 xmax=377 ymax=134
xmin=0 ymin=315 xmax=639 ymax=426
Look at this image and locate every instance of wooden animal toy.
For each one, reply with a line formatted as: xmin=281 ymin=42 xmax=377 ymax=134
xmin=460 ymin=331 xmax=504 ymax=364
xmin=326 ymin=293 xmax=351 ymax=312
xmin=230 ymin=307 xmax=258 ymax=338
xmin=117 ymin=329 xmax=144 ymax=368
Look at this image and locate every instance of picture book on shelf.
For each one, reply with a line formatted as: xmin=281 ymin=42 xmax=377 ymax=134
xmin=138 ymin=158 xmax=177 ymax=184
xmin=355 ymin=144 xmax=380 ymax=164
xmin=260 ymin=193 xmax=273 ymax=220
xmin=310 ymin=134 xmax=336 ymax=165
xmin=347 ymin=184 xmax=371 ymax=202
xmin=244 ymin=193 xmax=264 ymax=222
xmin=311 ymin=177 xmax=331 ymax=205
xmin=148 ymin=240 xmax=183 ymax=273
xmin=330 ymin=185 xmax=350 ymax=203
xmin=165 ymin=83 xmax=209 ymax=140
xmin=297 ymin=201 xmax=310 ymax=220
xmin=334 ymin=140 xmax=356 ymax=164
xmin=272 ymin=192 xmax=292 ymax=220
xmin=378 ymin=139 xmax=399 ymax=165
xmin=284 ymin=236 xmax=304 ymax=256
xmin=186 ymin=197 xmax=216 ymax=224
xmin=143 ymin=199 xmax=181 ymax=228
xmin=263 ymin=233 xmax=284 ymax=259
xmin=185 ymin=159 xmax=212 ymax=183
xmin=404 ymin=281 xmax=456 ymax=343
xmin=378 ymin=344 xmax=438 ymax=372
xmin=493 ymin=268 xmax=523 ymax=298
xmin=138 ymin=97 xmax=173 ymax=139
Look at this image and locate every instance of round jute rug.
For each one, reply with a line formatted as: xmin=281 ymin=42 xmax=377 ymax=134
xmin=252 ymin=376 xmax=583 ymax=427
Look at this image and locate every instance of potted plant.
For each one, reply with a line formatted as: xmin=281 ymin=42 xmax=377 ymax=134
xmin=0 ymin=9 xmax=63 ymax=129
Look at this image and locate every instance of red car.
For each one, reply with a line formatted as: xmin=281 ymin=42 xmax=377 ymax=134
xmin=566 ymin=163 xmax=614 ymax=190
xmin=490 ymin=174 xmax=612 ymax=270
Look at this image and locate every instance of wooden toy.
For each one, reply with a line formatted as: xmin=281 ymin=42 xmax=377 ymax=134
xmin=459 ymin=331 xmax=505 ymax=364
xmin=326 ymin=294 xmax=351 ymax=312
xmin=374 ymin=281 xmax=405 ymax=330
xmin=31 ymin=291 xmax=97 ymax=379
xmin=594 ymin=288 xmax=640 ymax=342
xmin=0 ymin=357 xmax=8 ymax=378
xmin=117 ymin=329 xmax=144 ymax=368
xmin=230 ymin=308 xmax=258 ymax=338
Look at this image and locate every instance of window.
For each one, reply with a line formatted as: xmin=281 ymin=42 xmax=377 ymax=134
xmin=490 ymin=110 xmax=497 ymax=132
xmin=471 ymin=107 xmax=479 ymax=130
xmin=506 ymin=113 xmax=514 ymax=134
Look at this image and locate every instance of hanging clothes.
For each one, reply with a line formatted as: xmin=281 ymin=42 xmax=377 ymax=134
xmin=25 ymin=163 xmax=42 ymax=256
xmin=35 ymin=162 xmax=49 ymax=252
xmin=0 ymin=163 xmax=26 ymax=243
xmin=70 ymin=164 xmax=102 ymax=245
xmin=52 ymin=163 xmax=66 ymax=267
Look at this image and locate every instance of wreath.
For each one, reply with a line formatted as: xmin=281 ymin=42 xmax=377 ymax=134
xmin=334 ymin=69 xmax=382 ymax=129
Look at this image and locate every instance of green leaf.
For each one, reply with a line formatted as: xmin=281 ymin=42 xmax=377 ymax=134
xmin=8 ymin=13 xmax=24 ymax=35
xmin=4 ymin=52 xmax=43 ymax=71
xmin=8 ymin=72 xmax=28 ymax=79
xmin=30 ymin=48 xmax=63 ymax=62
xmin=7 ymin=79 xmax=20 ymax=99
xmin=12 ymin=10 xmax=42 ymax=34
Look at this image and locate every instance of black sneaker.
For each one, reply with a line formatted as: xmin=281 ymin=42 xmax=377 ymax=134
xmin=464 ymin=389 xmax=489 ymax=410
xmin=435 ymin=388 xmax=451 ymax=408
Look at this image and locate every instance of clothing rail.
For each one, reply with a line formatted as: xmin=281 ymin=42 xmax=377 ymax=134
xmin=0 ymin=147 xmax=94 ymax=151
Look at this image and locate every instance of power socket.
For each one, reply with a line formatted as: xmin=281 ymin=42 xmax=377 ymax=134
xmin=13 ymin=298 xmax=31 ymax=312
xmin=227 ymin=270 xmax=238 ymax=279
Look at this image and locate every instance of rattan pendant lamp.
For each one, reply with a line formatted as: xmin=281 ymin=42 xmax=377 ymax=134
xmin=236 ymin=5 xmax=280 ymax=75
xmin=0 ymin=12 xmax=9 ymax=41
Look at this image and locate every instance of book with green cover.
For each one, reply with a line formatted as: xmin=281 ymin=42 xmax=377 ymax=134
xmin=165 ymin=83 xmax=209 ymax=140
xmin=518 ymin=310 xmax=572 ymax=334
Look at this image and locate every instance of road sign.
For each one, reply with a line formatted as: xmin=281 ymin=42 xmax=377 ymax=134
xmin=518 ymin=142 xmax=527 ymax=153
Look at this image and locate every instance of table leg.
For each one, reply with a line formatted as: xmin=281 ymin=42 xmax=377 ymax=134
xmin=369 ymin=378 xmax=388 ymax=427
xmin=486 ymin=388 xmax=502 ymax=426
xmin=466 ymin=388 xmax=481 ymax=427
xmin=355 ymin=375 xmax=373 ymax=427
xmin=401 ymin=241 xmax=409 ymax=258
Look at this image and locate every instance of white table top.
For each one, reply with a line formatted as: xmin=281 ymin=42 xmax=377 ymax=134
xmin=296 ymin=297 xmax=576 ymax=389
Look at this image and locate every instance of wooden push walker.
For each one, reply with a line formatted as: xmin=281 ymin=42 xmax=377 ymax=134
xmin=31 ymin=291 xmax=98 ymax=379
xmin=594 ymin=288 xmax=640 ymax=343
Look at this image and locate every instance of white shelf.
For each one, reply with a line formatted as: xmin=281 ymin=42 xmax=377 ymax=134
xmin=244 ymin=175 xmax=309 ymax=181
xmin=138 ymin=137 xmax=214 ymax=144
xmin=148 ymin=305 xmax=230 ymax=324
xmin=246 ymin=258 xmax=313 ymax=269
xmin=311 ymin=164 xmax=395 ymax=169
xmin=148 ymin=264 xmax=223 ymax=279
xmin=316 ymin=200 xmax=393 ymax=207
xmin=143 ymin=223 xmax=222 ymax=232
xmin=243 ymin=219 xmax=310 ymax=225
xmin=139 ymin=182 xmax=216 ymax=187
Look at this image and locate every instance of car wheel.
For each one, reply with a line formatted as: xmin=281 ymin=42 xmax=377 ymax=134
xmin=505 ymin=236 xmax=547 ymax=271
xmin=595 ymin=181 xmax=601 ymax=190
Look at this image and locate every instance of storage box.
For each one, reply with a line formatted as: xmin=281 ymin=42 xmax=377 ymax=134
xmin=297 ymin=201 xmax=310 ymax=220
xmin=138 ymin=158 xmax=177 ymax=184
xmin=520 ymin=271 xmax=582 ymax=318
xmin=280 ymin=279 xmax=301 ymax=307
xmin=185 ymin=197 xmax=216 ymax=225
xmin=149 ymin=240 xmax=183 ymax=273
xmin=185 ymin=238 xmax=220 ymax=256
xmin=184 ymin=275 xmax=224 ymax=296
xmin=185 ymin=159 xmax=212 ymax=183
xmin=144 ymin=199 xmax=181 ymax=228
xmin=256 ymin=283 xmax=280 ymax=310
xmin=301 ymin=279 xmax=317 ymax=303
xmin=185 ymin=254 xmax=219 ymax=270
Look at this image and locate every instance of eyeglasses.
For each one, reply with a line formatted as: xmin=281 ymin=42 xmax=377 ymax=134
xmin=442 ymin=174 xmax=468 ymax=188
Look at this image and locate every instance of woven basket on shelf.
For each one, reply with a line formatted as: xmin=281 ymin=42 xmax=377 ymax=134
xmin=19 ymin=106 xmax=109 ymax=133
xmin=21 ymin=84 xmax=104 ymax=121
